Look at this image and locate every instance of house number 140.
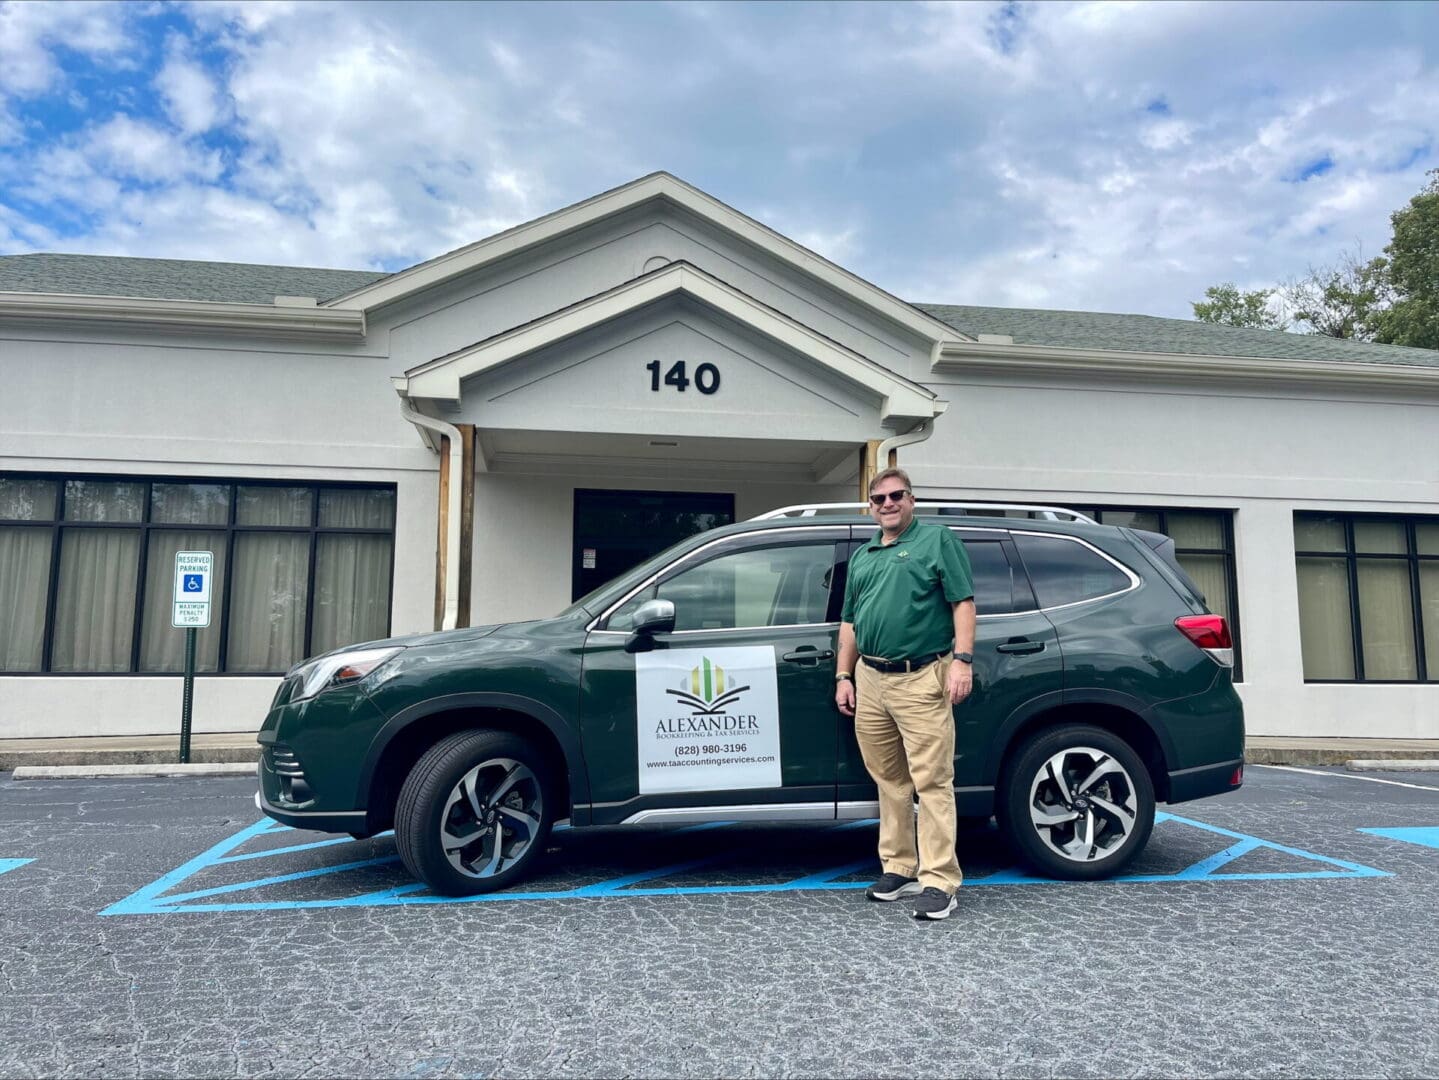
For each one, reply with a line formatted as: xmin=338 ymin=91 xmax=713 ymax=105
xmin=646 ymin=360 xmax=720 ymax=395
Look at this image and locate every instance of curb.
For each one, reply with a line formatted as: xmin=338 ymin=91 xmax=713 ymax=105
xmin=0 ymin=747 xmax=258 ymax=771
xmin=1244 ymin=748 xmax=1439 ymax=766
xmin=12 ymin=763 xmax=256 ymax=780
xmin=1345 ymin=759 xmax=1439 ymax=772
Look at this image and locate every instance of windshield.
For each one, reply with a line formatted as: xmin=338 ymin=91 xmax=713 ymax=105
xmin=554 ymin=537 xmax=701 ymax=619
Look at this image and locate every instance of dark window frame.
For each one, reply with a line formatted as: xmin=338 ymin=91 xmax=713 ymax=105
xmin=1294 ymin=511 xmax=1437 ymax=684
xmin=0 ymin=471 xmax=397 ymax=676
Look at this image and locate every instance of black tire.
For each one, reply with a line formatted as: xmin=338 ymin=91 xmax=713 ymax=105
xmin=394 ymin=729 xmax=555 ymax=896
xmin=997 ymin=724 xmax=1155 ymax=881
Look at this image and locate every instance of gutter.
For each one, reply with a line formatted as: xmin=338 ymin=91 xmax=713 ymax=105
xmin=934 ymin=340 xmax=1439 ymax=393
xmin=397 ymin=396 xmax=464 ymax=631
xmin=0 ymin=292 xmax=366 ymax=340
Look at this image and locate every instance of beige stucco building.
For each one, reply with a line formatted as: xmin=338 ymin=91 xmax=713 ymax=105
xmin=1 ymin=174 xmax=1436 ymax=740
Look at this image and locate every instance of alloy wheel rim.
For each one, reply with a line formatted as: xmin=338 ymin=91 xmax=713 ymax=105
xmin=439 ymin=757 xmax=543 ymax=878
xmin=1027 ymin=746 xmax=1138 ymax=863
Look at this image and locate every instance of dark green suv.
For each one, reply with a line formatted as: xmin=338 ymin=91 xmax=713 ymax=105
xmin=257 ymin=505 xmax=1244 ymax=895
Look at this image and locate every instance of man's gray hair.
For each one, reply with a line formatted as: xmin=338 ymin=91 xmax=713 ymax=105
xmin=867 ymin=467 xmax=914 ymax=496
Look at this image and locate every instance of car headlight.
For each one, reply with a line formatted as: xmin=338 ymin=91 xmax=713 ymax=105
xmin=293 ymin=646 xmax=405 ymax=702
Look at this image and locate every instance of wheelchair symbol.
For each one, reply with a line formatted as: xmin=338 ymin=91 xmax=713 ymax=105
xmin=183 ymin=574 xmax=204 ymax=592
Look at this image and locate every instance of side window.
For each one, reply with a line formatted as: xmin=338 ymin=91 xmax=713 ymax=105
xmin=607 ymin=542 xmax=836 ymax=632
xmin=1012 ymin=534 xmax=1133 ymax=609
xmin=954 ymin=538 xmax=1015 ymax=615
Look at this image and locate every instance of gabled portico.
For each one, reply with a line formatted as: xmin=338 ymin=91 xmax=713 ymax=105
xmin=391 ymin=260 xmax=946 ymax=630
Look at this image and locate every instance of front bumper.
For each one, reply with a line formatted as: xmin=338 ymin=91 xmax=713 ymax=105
xmin=253 ymin=777 xmax=370 ymax=833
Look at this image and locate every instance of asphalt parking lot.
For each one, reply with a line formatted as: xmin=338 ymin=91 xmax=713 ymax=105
xmin=1 ymin=765 xmax=1437 ymax=1079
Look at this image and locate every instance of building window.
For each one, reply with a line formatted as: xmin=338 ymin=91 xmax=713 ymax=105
xmin=0 ymin=474 xmax=395 ymax=675
xmin=1294 ymin=512 xmax=1439 ymax=682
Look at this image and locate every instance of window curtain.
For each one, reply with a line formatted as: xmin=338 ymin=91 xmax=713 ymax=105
xmin=228 ymin=484 xmax=311 ymax=672
xmin=1296 ymin=558 xmax=1355 ymax=679
xmin=51 ymin=529 xmax=141 ymax=671
xmin=139 ymin=529 xmax=227 ymax=672
xmin=1357 ymin=560 xmax=1418 ymax=679
xmin=311 ymin=535 xmax=392 ymax=655
xmin=0 ymin=527 xmax=52 ymax=671
xmin=309 ymin=490 xmax=395 ymax=655
xmin=1420 ymin=563 xmax=1439 ymax=681
xmin=1176 ymin=554 xmax=1231 ymax=621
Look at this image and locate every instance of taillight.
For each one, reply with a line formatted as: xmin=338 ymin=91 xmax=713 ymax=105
xmin=1175 ymin=614 xmax=1234 ymax=667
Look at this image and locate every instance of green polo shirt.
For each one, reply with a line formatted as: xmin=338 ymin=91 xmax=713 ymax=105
xmin=841 ymin=519 xmax=974 ymax=661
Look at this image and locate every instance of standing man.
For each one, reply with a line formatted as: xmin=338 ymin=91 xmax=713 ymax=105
xmin=835 ymin=467 xmax=975 ymax=920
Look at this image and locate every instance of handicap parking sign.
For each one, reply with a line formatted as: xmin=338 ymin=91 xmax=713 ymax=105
xmin=172 ymin=552 xmax=214 ymax=628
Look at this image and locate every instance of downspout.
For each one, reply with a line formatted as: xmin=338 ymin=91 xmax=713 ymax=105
xmin=398 ymin=397 xmax=463 ymax=631
xmin=876 ymin=417 xmax=936 ymax=469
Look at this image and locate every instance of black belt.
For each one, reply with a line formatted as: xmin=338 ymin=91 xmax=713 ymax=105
xmin=860 ymin=652 xmax=947 ymax=674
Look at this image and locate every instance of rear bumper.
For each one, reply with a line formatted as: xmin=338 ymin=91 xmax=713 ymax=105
xmin=1166 ymin=758 xmax=1244 ymax=804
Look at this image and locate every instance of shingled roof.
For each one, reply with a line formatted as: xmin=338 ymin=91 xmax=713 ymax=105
xmin=916 ymin=303 xmax=1438 ymax=369
xmin=0 ymin=253 xmax=389 ymax=305
xmin=1 ymin=251 xmax=1434 ymax=368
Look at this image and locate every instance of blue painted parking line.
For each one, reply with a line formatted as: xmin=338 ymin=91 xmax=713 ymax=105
xmin=1359 ymin=826 xmax=1439 ymax=850
xmin=0 ymin=859 xmax=34 ymax=877
xmin=101 ymin=810 xmax=1390 ymax=916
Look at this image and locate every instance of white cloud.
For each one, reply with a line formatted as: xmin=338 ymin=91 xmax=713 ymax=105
xmin=156 ymin=37 xmax=222 ymax=134
xmin=1 ymin=0 xmax=1437 ymax=328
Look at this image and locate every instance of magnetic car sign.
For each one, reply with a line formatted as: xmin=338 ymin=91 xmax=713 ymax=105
xmin=636 ymin=646 xmax=782 ymax=794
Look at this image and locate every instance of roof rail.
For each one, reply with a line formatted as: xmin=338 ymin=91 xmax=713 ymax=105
xmin=752 ymin=502 xmax=1098 ymax=524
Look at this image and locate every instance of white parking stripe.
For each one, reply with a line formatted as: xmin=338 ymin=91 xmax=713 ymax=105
xmin=1252 ymin=763 xmax=1439 ymax=794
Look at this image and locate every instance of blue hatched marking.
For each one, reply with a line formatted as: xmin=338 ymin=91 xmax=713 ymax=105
xmin=1359 ymin=826 xmax=1439 ymax=850
xmin=0 ymin=859 xmax=34 ymax=877
xmin=101 ymin=810 xmax=1390 ymax=915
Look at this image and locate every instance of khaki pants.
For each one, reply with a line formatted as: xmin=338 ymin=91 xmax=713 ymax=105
xmin=854 ymin=658 xmax=962 ymax=892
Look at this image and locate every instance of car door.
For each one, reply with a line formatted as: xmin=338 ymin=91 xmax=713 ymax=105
xmin=835 ymin=527 xmax=1065 ymax=817
xmin=579 ymin=525 xmax=849 ymax=825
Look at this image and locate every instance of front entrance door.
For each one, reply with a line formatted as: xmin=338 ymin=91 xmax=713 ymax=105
xmin=572 ymin=488 xmax=735 ymax=601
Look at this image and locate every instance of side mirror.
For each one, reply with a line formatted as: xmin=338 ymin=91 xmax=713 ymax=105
xmin=624 ymin=599 xmax=676 ymax=653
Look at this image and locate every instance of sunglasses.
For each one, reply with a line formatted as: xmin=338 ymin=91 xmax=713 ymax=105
xmin=868 ymin=490 xmax=910 ymax=506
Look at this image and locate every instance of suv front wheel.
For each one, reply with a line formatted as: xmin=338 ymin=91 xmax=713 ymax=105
xmin=394 ymin=729 xmax=555 ymax=896
xmin=998 ymin=724 xmax=1155 ymax=880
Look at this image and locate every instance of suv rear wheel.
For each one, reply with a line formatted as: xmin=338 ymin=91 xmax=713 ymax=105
xmin=998 ymin=724 xmax=1155 ymax=880
xmin=394 ymin=729 xmax=555 ymax=896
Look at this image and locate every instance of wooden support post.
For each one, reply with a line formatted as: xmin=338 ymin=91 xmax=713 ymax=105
xmin=457 ymin=423 xmax=476 ymax=629
xmin=434 ymin=434 xmax=451 ymax=631
xmin=859 ymin=439 xmax=883 ymax=502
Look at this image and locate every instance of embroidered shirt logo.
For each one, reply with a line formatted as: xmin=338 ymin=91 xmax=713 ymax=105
xmin=896 ymin=550 xmax=911 ymax=559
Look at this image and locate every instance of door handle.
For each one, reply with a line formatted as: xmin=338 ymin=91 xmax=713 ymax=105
xmin=996 ymin=640 xmax=1045 ymax=655
xmin=782 ymin=648 xmax=835 ymax=664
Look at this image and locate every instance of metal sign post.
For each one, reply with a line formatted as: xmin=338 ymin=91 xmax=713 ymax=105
xmin=172 ymin=551 xmax=213 ymax=765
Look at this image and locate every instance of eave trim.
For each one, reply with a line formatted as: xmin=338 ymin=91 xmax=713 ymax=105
xmin=0 ymin=292 xmax=367 ymax=340
xmin=396 ymin=261 xmax=942 ymax=424
xmin=935 ymin=340 xmax=1439 ymax=391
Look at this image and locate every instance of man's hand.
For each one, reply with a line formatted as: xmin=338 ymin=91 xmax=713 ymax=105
xmin=835 ymin=679 xmax=856 ymax=716
xmin=947 ymin=661 xmax=973 ymax=704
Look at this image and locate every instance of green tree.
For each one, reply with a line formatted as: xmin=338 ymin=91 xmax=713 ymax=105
xmin=1191 ymin=282 xmax=1285 ymax=329
xmin=1280 ymin=248 xmax=1387 ymax=340
xmin=1373 ymin=170 xmax=1439 ymax=349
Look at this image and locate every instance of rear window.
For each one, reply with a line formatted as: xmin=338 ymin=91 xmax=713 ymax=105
xmin=1013 ymin=533 xmax=1133 ymax=609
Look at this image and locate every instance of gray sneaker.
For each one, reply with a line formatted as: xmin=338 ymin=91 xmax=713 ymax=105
xmin=911 ymin=887 xmax=958 ymax=920
xmin=865 ymin=873 xmax=922 ymax=902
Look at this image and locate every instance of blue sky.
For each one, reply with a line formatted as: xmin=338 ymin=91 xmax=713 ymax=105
xmin=1 ymin=0 xmax=1437 ymax=318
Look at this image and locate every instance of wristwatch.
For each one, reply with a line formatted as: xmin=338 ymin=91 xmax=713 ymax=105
xmin=953 ymin=652 xmax=974 ymax=664
xmin=835 ymin=672 xmax=853 ymax=682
